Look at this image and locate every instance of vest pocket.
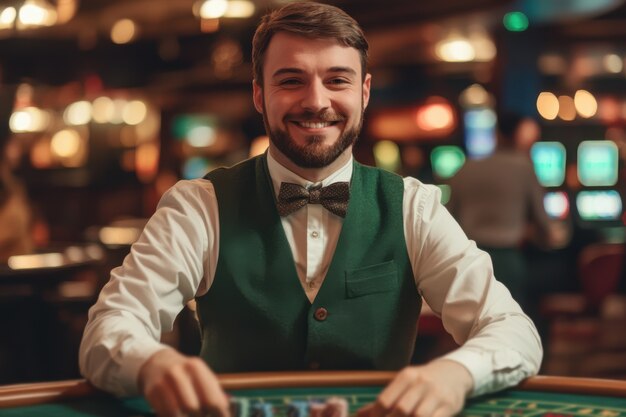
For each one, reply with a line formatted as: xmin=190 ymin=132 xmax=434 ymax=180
xmin=345 ymin=260 xmax=397 ymax=298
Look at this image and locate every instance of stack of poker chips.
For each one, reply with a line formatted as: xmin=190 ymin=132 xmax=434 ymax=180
xmin=230 ymin=396 xmax=350 ymax=417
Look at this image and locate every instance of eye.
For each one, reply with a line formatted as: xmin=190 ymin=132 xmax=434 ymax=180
xmin=277 ymin=78 xmax=303 ymax=87
xmin=327 ymin=78 xmax=351 ymax=87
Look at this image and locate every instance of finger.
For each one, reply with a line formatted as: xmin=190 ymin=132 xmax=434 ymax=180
xmin=167 ymin=366 xmax=201 ymax=414
xmin=428 ymin=403 xmax=457 ymax=417
xmin=188 ymin=359 xmax=230 ymax=417
xmin=310 ymin=401 xmax=326 ymax=417
xmin=412 ymin=396 xmax=438 ymax=417
xmin=149 ymin=383 xmax=181 ymax=417
xmin=323 ymin=397 xmax=349 ymax=417
xmin=370 ymin=372 xmax=414 ymax=417
xmin=387 ymin=385 xmax=423 ymax=417
xmin=356 ymin=403 xmax=374 ymax=417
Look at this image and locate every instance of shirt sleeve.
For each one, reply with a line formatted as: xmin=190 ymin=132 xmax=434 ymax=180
xmin=79 ymin=179 xmax=219 ymax=397
xmin=403 ymin=177 xmax=543 ymax=397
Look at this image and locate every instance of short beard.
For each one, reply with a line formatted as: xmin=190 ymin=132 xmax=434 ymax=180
xmin=262 ymin=106 xmax=364 ymax=169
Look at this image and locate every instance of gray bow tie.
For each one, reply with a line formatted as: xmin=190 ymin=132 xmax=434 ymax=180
xmin=276 ymin=182 xmax=350 ymax=217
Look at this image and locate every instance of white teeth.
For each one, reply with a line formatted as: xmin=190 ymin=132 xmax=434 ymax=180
xmin=298 ymin=121 xmax=332 ymax=129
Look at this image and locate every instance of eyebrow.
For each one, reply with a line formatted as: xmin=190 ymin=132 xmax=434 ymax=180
xmin=271 ymin=66 xmax=358 ymax=78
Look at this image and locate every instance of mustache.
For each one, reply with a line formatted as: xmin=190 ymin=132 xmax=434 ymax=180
xmin=286 ymin=110 xmax=345 ymax=122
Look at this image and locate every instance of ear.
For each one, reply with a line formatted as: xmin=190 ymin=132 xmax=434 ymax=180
xmin=362 ymin=73 xmax=372 ymax=110
xmin=252 ymin=80 xmax=264 ymax=114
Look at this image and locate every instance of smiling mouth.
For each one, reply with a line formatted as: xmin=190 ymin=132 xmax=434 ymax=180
xmin=293 ymin=121 xmax=339 ymax=129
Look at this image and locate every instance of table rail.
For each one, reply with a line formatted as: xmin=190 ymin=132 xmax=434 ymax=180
xmin=2 ymin=372 xmax=626 ymax=408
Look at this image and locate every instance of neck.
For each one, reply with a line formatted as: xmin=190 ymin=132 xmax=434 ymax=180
xmin=268 ymin=145 xmax=352 ymax=183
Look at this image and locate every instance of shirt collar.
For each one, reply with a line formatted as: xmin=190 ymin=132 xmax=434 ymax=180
xmin=266 ymin=151 xmax=353 ymax=198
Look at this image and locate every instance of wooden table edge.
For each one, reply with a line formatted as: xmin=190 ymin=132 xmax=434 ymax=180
xmin=2 ymin=372 xmax=626 ymax=408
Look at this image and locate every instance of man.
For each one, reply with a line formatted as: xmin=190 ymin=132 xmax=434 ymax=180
xmin=80 ymin=3 xmax=543 ymax=417
xmin=448 ymin=112 xmax=565 ymax=308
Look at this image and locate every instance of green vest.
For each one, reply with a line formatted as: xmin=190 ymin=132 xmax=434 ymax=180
xmin=197 ymin=154 xmax=421 ymax=372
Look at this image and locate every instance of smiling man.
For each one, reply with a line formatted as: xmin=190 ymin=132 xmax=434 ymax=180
xmin=255 ymin=31 xmax=369 ymax=178
xmin=80 ymin=3 xmax=543 ymax=417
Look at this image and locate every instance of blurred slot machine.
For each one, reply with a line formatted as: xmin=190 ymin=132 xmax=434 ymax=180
xmin=531 ymin=139 xmax=624 ymax=244
xmin=575 ymin=140 xmax=623 ymax=239
xmin=463 ymin=108 xmax=497 ymax=160
xmin=530 ymin=141 xmax=570 ymax=222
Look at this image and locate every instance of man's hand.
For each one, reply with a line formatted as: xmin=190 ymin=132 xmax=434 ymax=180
xmin=357 ymin=360 xmax=473 ymax=417
xmin=138 ymin=348 xmax=230 ymax=417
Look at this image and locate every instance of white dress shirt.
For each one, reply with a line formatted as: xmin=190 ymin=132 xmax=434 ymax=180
xmin=79 ymin=152 xmax=543 ymax=398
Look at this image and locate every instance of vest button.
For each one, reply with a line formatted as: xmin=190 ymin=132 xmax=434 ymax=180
xmin=309 ymin=361 xmax=320 ymax=369
xmin=314 ymin=307 xmax=328 ymax=321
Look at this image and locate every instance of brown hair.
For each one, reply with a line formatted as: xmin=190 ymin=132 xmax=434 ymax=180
xmin=252 ymin=1 xmax=369 ymax=86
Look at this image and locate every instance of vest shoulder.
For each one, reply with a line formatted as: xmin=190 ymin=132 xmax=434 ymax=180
xmin=203 ymin=156 xmax=260 ymax=182
xmin=355 ymin=162 xmax=404 ymax=185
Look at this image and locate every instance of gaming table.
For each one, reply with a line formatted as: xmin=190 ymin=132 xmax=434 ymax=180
xmin=1 ymin=371 xmax=625 ymax=416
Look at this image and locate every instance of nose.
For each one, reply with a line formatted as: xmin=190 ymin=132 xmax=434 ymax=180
xmin=300 ymin=79 xmax=330 ymax=113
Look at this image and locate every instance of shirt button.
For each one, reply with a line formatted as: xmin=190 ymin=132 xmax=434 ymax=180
xmin=314 ymin=307 xmax=328 ymax=321
xmin=308 ymin=281 xmax=315 ymax=289
xmin=311 ymin=231 xmax=319 ymax=238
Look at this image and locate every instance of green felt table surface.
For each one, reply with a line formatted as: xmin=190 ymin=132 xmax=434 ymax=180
xmin=2 ymin=385 xmax=626 ymax=417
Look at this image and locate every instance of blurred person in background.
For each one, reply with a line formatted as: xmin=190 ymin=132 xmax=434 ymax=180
xmin=0 ymin=157 xmax=34 ymax=263
xmin=448 ymin=112 xmax=566 ymax=309
xmin=0 ymin=79 xmax=34 ymax=263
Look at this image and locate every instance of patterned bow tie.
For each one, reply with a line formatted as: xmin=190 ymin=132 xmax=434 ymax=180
xmin=276 ymin=182 xmax=350 ymax=217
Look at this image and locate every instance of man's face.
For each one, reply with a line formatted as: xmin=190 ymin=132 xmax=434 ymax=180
xmin=253 ymin=32 xmax=371 ymax=168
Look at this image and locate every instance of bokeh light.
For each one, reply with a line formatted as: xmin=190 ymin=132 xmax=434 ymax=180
xmin=111 ymin=19 xmax=136 ymax=44
xmin=64 ymin=100 xmax=92 ymax=125
xmin=92 ymin=96 xmax=115 ymax=123
xmin=603 ymin=54 xmax=623 ymax=74
xmin=536 ymin=92 xmax=559 ymax=120
xmin=200 ymin=0 xmax=228 ymax=19
xmin=574 ymin=90 xmax=598 ymax=119
xmin=430 ymin=146 xmax=465 ymax=179
xmin=416 ymin=101 xmax=454 ymax=131
xmin=503 ymin=11 xmax=529 ymax=32
xmin=459 ymin=84 xmax=490 ymax=107
xmin=0 ymin=7 xmax=17 ymax=29
xmin=30 ymin=137 xmax=53 ymax=168
xmin=187 ymin=125 xmax=216 ymax=147
xmin=9 ymin=107 xmax=50 ymax=132
xmin=51 ymin=129 xmax=81 ymax=158
xmin=558 ymin=95 xmax=576 ymax=121
xmin=18 ymin=0 xmax=57 ymax=28
xmin=224 ymin=0 xmax=255 ymax=18
xmin=435 ymin=37 xmax=474 ymax=62
xmin=136 ymin=142 xmax=160 ymax=183
xmin=122 ymin=100 xmax=148 ymax=125
xmin=544 ymin=192 xmax=570 ymax=220
xmin=373 ymin=140 xmax=401 ymax=173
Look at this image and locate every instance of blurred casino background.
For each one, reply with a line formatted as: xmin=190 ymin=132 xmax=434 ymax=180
xmin=1 ymin=0 xmax=626 ymax=384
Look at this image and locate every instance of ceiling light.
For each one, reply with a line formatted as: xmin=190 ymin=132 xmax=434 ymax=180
xmin=200 ymin=0 xmax=228 ymax=19
xmin=435 ymin=37 xmax=475 ymax=62
xmin=17 ymin=0 xmax=57 ymax=28
xmin=224 ymin=0 xmax=255 ymax=18
xmin=0 ymin=7 xmax=17 ymax=29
